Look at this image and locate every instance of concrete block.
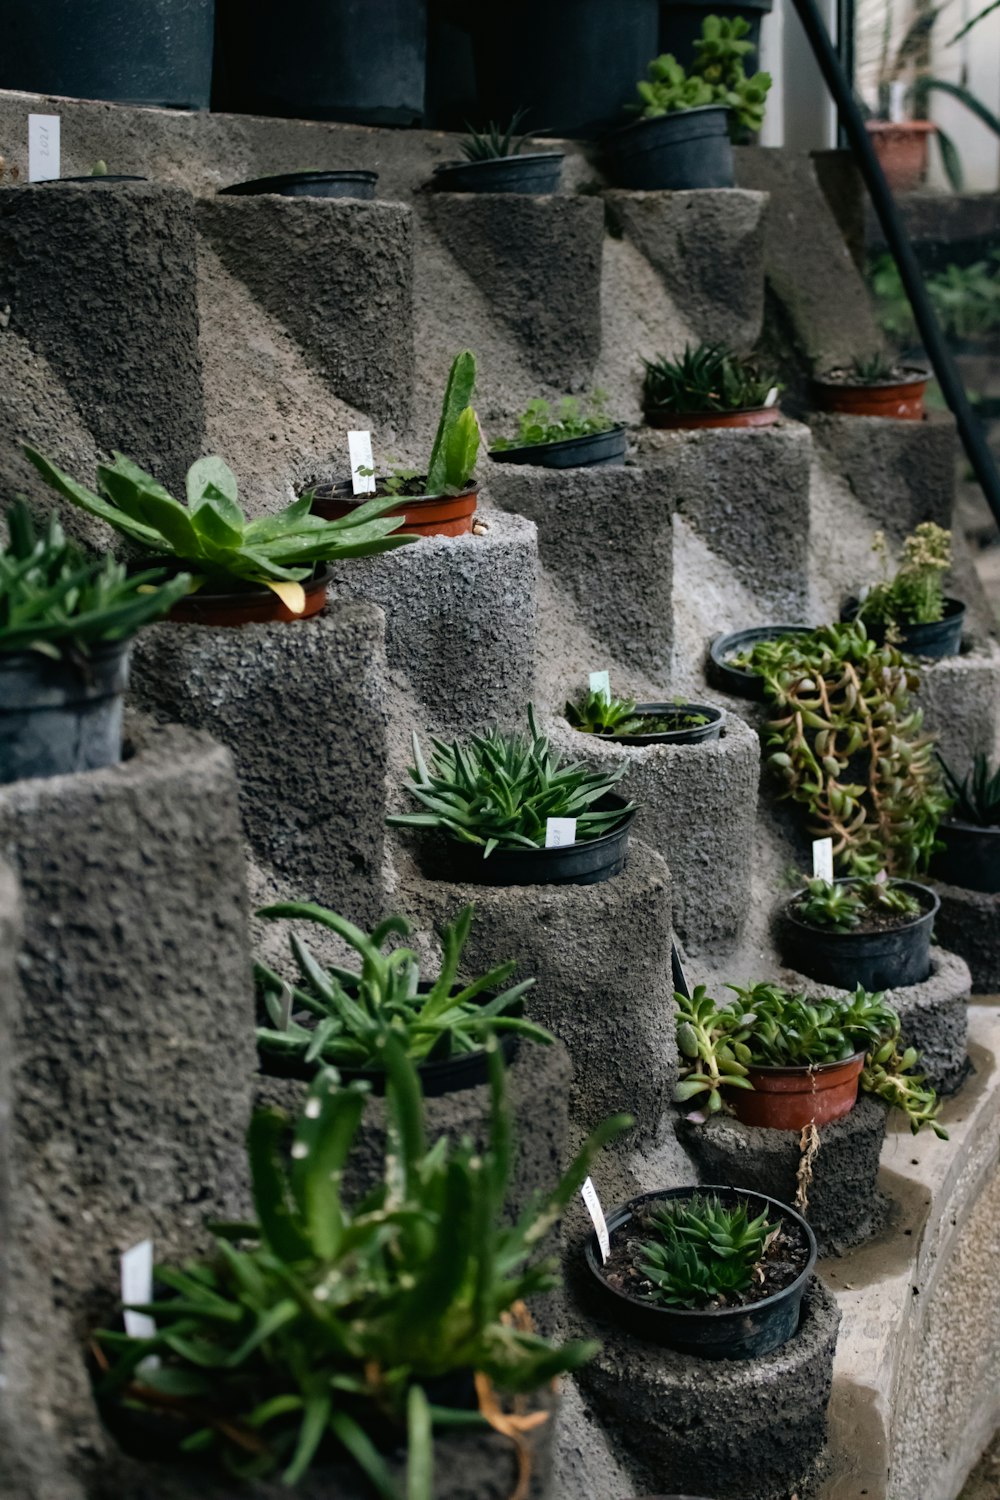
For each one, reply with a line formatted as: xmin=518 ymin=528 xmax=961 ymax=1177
xmin=0 ymin=183 xmax=203 ymax=495
xmin=809 ymin=410 xmax=956 ymax=536
xmin=487 ymin=463 xmax=675 ymax=679
xmin=0 ymin=860 xmax=18 ymax=1330
xmin=914 ymin=639 xmax=1000 ymax=769
xmin=604 ymin=188 xmax=768 ymax=350
xmin=424 ymin=195 xmax=604 ymax=388
xmin=932 ymin=881 xmax=1000 ymax=993
xmin=198 ymin=197 xmax=414 ymax=428
xmin=130 ymin=603 xmax=389 ymax=926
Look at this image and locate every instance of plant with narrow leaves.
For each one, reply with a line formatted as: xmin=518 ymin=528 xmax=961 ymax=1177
xmin=490 ymin=392 xmax=616 ymax=451
xmin=564 ymin=688 xmax=645 ymax=737
xmin=459 ymin=110 xmax=530 ymax=161
xmin=938 ymin=751 xmax=1000 ymax=828
xmin=857 ymin=525 xmax=952 ymax=629
xmin=849 ymin=351 xmax=898 ymax=384
xmin=642 ymin=342 xmax=777 ymax=416
xmin=425 ymin=351 xmax=480 ymax=496
xmin=254 ymin=901 xmax=552 ymax=1071
xmin=794 ymin=876 xmax=921 ymax=933
xmin=388 ymin=705 xmax=635 ymax=858
xmin=638 ymin=1193 xmax=776 ymax=1309
xmin=0 ymin=502 xmax=191 ymax=656
xmin=24 ymin=449 xmax=414 ymax=615
xmin=95 ymin=1040 xmax=633 ymax=1494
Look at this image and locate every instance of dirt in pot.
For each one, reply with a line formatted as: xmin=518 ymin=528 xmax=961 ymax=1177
xmin=790 ymin=886 xmax=933 ymax=936
xmin=818 ymin=363 xmax=926 ymax=387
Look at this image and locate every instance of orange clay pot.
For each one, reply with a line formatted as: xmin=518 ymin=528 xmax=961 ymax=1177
xmin=811 ymin=370 xmax=927 ymax=421
xmin=166 ymin=566 xmax=332 ymax=627
xmin=865 ymin=119 xmax=935 ymax=193
xmin=311 ymin=480 xmax=478 ymax=538
xmin=644 ymin=406 xmax=780 ymax=431
xmin=728 ymin=1052 xmax=866 ymax=1131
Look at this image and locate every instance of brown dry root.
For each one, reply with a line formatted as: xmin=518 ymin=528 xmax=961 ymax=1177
xmin=795 ymin=1122 xmax=821 ymax=1217
xmin=475 ymin=1302 xmax=552 ymax=1500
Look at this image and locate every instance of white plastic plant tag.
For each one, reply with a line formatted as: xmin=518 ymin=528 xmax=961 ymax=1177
xmin=581 ymin=1176 xmax=611 ymax=1264
xmin=121 ymin=1239 xmax=156 ymax=1342
xmin=588 ymin=669 xmax=611 ymax=703
xmin=545 ymin=817 xmax=577 ymax=848
xmin=348 ymin=430 xmax=376 ymax=496
xmin=764 ymin=386 xmax=780 ymax=408
xmin=28 ymin=114 xmax=60 ymax=182
xmin=812 ymin=837 xmax=834 ymax=883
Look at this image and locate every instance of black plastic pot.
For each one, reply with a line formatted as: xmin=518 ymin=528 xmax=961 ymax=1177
xmin=213 ymin=0 xmax=426 ymax=124
xmin=841 ymin=597 xmax=965 ymax=660
xmin=603 ymin=106 xmax=734 ymax=191
xmin=708 ymin=624 xmax=813 ymax=699
xmin=1 ymin=0 xmax=215 ymax=109
xmin=0 ymin=641 xmax=130 ymax=785
xmin=52 ymin=175 xmax=149 ymax=184
xmin=585 ymin=1186 xmax=816 ymax=1359
xmin=490 ymin=426 xmax=627 ymax=470
xmin=932 ymin=819 xmax=1000 ymax=895
xmin=659 ymin=0 xmax=772 ymax=66
xmin=781 ymin=878 xmax=939 ymax=990
xmin=219 ymin=170 xmax=378 ymax=199
xmin=595 ymin=702 xmax=724 ymax=746
xmin=444 ymin=794 xmax=635 ymax=887
xmin=431 ymin=153 xmax=564 ymax=195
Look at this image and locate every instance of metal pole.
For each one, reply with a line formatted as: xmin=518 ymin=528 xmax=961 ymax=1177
xmin=789 ymin=0 xmax=1000 ymax=529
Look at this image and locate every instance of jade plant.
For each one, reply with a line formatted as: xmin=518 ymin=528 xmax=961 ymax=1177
xmin=490 ymin=392 xmax=616 ymax=452
xmin=24 ymin=449 xmax=413 ymax=614
xmin=939 ymin=751 xmax=1000 ymax=827
xmin=638 ymin=1194 xmax=777 ymax=1309
xmin=631 ymin=16 xmax=772 ymax=135
xmin=642 ymin=343 xmax=777 ymax=417
xmin=254 ymin=901 xmax=552 ymax=1071
xmin=856 ymin=524 xmax=952 ymax=629
xmin=736 ymin=621 xmax=948 ymax=875
xmin=675 ymin=981 xmax=947 ymax=1135
xmin=94 ymin=1042 xmax=631 ymax=1495
xmin=793 ymin=876 xmax=921 ymax=932
xmin=388 ymin=705 xmax=634 ymax=858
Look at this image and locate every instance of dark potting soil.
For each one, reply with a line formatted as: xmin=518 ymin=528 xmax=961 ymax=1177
xmin=599 ymin=1198 xmax=810 ymax=1311
xmin=819 ymin=365 xmax=925 ymax=387
xmin=791 ymin=889 xmax=931 ymax=936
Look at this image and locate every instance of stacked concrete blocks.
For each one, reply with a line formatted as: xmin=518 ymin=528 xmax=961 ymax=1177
xmin=914 ymin=639 xmax=1000 ymax=769
xmin=809 ymin=410 xmax=956 ymax=536
xmin=932 ymin=882 xmax=1000 ymax=993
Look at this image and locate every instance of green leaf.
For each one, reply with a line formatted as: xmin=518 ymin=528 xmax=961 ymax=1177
xmin=427 ymin=351 xmax=477 ymax=495
xmin=407 ymin=1386 xmax=434 ymax=1500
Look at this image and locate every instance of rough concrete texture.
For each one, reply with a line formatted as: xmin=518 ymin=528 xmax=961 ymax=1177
xmin=0 ymin=860 xmax=19 ymax=1328
xmin=641 ymin=420 xmax=813 ymax=614
xmin=0 ymin=183 xmax=203 ymax=495
xmin=604 ymin=189 xmax=768 ymax=350
xmin=574 ymin=1275 xmax=841 ymax=1500
xmin=327 ymin=508 xmax=537 ymax=735
xmin=678 ymin=1094 xmax=889 ymax=1256
xmin=198 ymin=196 xmax=415 ymax=428
xmin=808 ymin=411 xmax=955 ymax=537
xmin=486 ymin=463 xmax=675 ymax=678
xmin=424 ymin=195 xmax=604 ymax=388
xmin=130 ymin=604 xmax=388 ymax=926
xmin=913 ymin=641 xmax=1000 ymax=769
xmin=933 ymin=882 xmax=1000 ymax=993
xmin=553 ymin=1376 xmax=635 ymax=1500
xmin=546 ymin=712 xmax=759 ymax=954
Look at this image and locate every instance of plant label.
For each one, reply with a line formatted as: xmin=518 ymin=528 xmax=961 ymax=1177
xmin=348 ymin=431 xmax=376 ymax=496
xmin=581 ymin=1176 xmax=611 ymax=1264
xmin=764 ymin=386 xmax=780 ymax=408
xmin=812 ymin=837 xmax=834 ymax=883
xmin=588 ymin=670 xmax=611 ymax=703
xmin=28 ymin=114 xmax=60 ymax=182
xmin=545 ymin=817 xmax=577 ymax=848
xmin=121 ymin=1239 xmax=157 ymax=1342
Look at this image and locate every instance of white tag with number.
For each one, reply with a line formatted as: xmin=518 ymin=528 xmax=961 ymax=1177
xmin=588 ymin=669 xmax=611 ymax=702
xmin=348 ymin=431 xmax=376 ymax=496
xmin=121 ymin=1239 xmax=156 ymax=1342
xmin=581 ymin=1176 xmax=611 ymax=1263
xmin=545 ymin=817 xmax=577 ymax=848
xmin=28 ymin=114 xmax=60 ymax=182
xmin=812 ymin=837 xmax=834 ymax=883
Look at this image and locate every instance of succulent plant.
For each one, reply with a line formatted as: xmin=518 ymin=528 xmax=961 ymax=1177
xmin=458 ymin=110 xmax=530 ymax=161
xmin=794 ymin=876 xmax=921 ymax=933
xmin=939 ymin=750 xmax=1000 ymax=828
xmin=425 ymin=351 xmax=480 ymax=496
xmin=638 ymin=1193 xmax=776 ymax=1308
xmin=642 ymin=342 xmax=777 ymax=416
xmin=564 ymin=688 xmax=646 ymax=737
xmin=490 ymin=392 xmax=616 ymax=452
xmin=631 ymin=16 xmax=772 ymax=134
xmin=849 ymin=351 xmax=898 ymax=384
xmin=857 ymin=524 xmax=952 ymax=629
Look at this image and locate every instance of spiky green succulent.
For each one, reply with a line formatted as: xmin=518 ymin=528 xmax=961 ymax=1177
xmin=638 ymin=1193 xmax=776 ymax=1308
xmin=642 ymin=343 xmax=777 ymax=416
xmin=939 ymin=751 xmax=1000 ymax=827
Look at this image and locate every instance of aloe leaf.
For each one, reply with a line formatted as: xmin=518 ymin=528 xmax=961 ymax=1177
xmin=427 ymin=351 xmax=477 ymax=495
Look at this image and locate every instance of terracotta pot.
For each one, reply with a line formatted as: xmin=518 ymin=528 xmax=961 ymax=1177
xmin=311 ymin=479 xmax=478 ymax=538
xmin=729 ymin=1053 xmax=866 ymax=1131
xmin=166 ymin=566 xmax=333 ymax=627
xmin=811 ymin=367 xmax=928 ymax=421
xmin=865 ymin=120 xmax=935 ymax=193
xmin=644 ymin=405 xmax=780 ymax=431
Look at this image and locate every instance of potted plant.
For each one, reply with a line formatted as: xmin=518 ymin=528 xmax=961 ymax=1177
xmin=219 ymin=169 xmax=378 ymax=199
xmin=24 ymin=448 xmax=414 ymax=628
xmin=811 ymin=351 xmax=930 ymax=420
xmin=0 ymin=503 xmax=190 ymax=785
xmin=844 ymin=524 xmax=964 ymax=660
xmin=93 ymin=1043 xmax=631 ymax=1492
xmin=489 ymin=392 xmax=627 ymax=468
xmin=675 ymin=979 xmax=946 ymax=1133
xmin=254 ymin=900 xmax=553 ymax=1094
xmin=584 ymin=1185 xmax=815 ymax=1359
xmin=565 ymin=686 xmax=723 ymax=745
xmin=658 ymin=0 xmax=772 ymax=70
xmin=311 ymin=351 xmax=481 ymax=539
xmin=431 ymin=112 xmax=565 ymax=194
xmin=933 ymin=752 xmax=1000 ymax=894
xmin=780 ymin=875 xmax=939 ymax=990
xmin=388 ymin=705 xmax=637 ymax=886
xmin=642 ymin=343 xmax=780 ymax=430
xmin=708 ymin=622 xmax=812 ymax=698
xmin=604 ymin=17 xmax=772 ymax=190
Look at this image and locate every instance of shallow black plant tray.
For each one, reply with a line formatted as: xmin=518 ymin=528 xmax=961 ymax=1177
xmin=219 ymin=169 xmax=378 ymax=198
xmin=708 ymin=624 xmax=813 ymax=699
xmin=490 ymin=425 xmax=627 ymax=469
xmin=445 ymin=793 xmax=635 ymax=887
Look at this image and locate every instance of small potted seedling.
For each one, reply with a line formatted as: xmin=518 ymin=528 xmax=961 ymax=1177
xmin=254 ymin=900 xmax=553 ymax=1094
xmin=781 ymin=875 xmax=939 ymax=991
xmin=565 ymin=685 xmax=722 ymax=745
xmin=844 ymin=524 xmax=964 ymax=660
xmin=933 ymin=752 xmax=1000 ymax=894
xmin=431 ymin=111 xmax=564 ymax=194
xmin=388 ymin=705 xmax=637 ymax=886
xmin=585 ymin=1184 xmax=815 ymax=1358
xmin=811 ymin=351 xmax=930 ymax=420
xmin=25 ymin=448 xmax=414 ymax=627
xmin=490 ymin=391 xmax=626 ymax=468
xmin=643 ymin=343 xmax=781 ymax=430
xmin=708 ymin=622 xmax=812 ymax=698
xmin=675 ymin=980 xmax=947 ymax=1133
xmin=219 ymin=168 xmax=378 ymax=198
xmin=0 ymin=503 xmax=189 ymax=784
xmin=311 ymin=351 xmax=482 ymax=538
xmin=603 ymin=17 xmax=771 ymax=190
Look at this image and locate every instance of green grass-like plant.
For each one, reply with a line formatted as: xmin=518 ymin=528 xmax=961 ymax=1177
xmin=631 ymin=15 xmax=772 ymax=134
xmin=459 ymin=110 xmax=530 ymax=162
xmin=490 ymin=392 xmax=616 ymax=452
xmin=794 ymin=876 xmax=921 ymax=933
xmin=849 ymin=351 xmax=898 ymax=384
xmin=638 ymin=1193 xmax=776 ymax=1309
xmin=564 ymin=688 xmax=645 ymax=737
xmin=642 ymin=343 xmax=777 ymax=416
xmin=939 ymin=751 xmax=1000 ymax=828
xmin=857 ymin=524 xmax=952 ymax=629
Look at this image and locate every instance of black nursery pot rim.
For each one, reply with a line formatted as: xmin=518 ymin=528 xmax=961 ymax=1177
xmin=843 ymin=595 xmax=966 ymax=627
xmin=593 ymin=701 xmax=724 ymax=745
xmin=437 ymin=793 xmax=636 ymax=887
xmin=607 ymin=102 xmax=731 ymax=142
xmin=785 ymin=877 xmax=940 ymax=938
xmin=218 ymin=169 xmax=379 ymax=195
xmin=51 ymin=174 xmax=149 ymax=183
xmin=708 ymin=623 xmax=814 ymax=697
xmin=433 ymin=150 xmax=566 ymax=173
xmin=940 ymin=814 xmax=1000 ymax=836
xmin=489 ymin=424 xmax=627 ymax=465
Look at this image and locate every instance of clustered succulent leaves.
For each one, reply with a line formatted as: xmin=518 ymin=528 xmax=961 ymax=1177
xmin=490 ymin=392 xmax=616 ymax=451
xmin=254 ymin=901 xmax=552 ymax=1072
xmin=632 ymin=16 xmax=772 ymax=134
xmin=642 ymin=343 xmax=777 ymax=416
xmin=675 ymin=981 xmax=947 ymax=1135
xmin=857 ymin=524 xmax=952 ymax=629
xmin=793 ymin=876 xmax=922 ymax=933
xmin=459 ymin=110 xmax=530 ymax=161
xmin=939 ymin=751 xmax=1000 ymax=828
xmin=849 ymin=351 xmax=899 ymax=384
xmin=0 ymin=502 xmax=190 ymax=656
xmin=638 ymin=1194 xmax=776 ymax=1309
xmin=95 ymin=1043 xmax=632 ymax=1495
xmin=564 ymin=689 xmax=708 ymax=737
xmin=389 ymin=706 xmax=634 ymax=859
xmin=737 ymin=621 xmax=948 ymax=875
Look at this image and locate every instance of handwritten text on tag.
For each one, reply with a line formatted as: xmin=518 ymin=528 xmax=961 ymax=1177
xmin=545 ymin=817 xmax=577 ymax=848
xmin=28 ymin=114 xmax=60 ymax=182
xmin=580 ymin=1176 xmax=611 ymax=1263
